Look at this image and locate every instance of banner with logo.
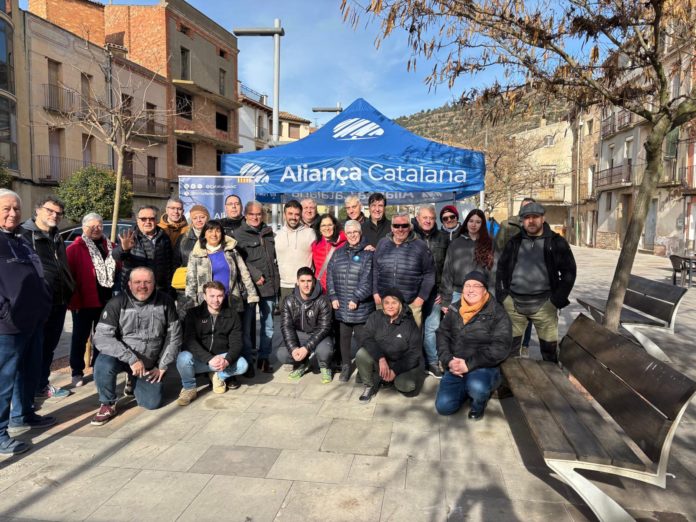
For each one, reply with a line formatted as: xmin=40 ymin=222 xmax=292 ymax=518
xmin=221 ymin=98 xmax=485 ymax=205
xmin=178 ymin=176 xmax=255 ymax=219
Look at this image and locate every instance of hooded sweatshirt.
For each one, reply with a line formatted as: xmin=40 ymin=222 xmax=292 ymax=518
xmin=275 ymin=223 xmax=315 ymax=289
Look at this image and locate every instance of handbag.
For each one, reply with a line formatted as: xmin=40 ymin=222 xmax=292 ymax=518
xmin=171 ymin=267 xmax=187 ymax=290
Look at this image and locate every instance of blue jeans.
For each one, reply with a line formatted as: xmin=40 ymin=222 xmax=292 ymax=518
xmin=93 ymin=354 xmax=163 ymax=410
xmin=176 ymin=351 xmax=248 ymax=389
xmin=435 ymin=367 xmax=501 ymax=415
xmin=422 ymin=292 xmax=441 ymax=365
xmin=0 ymin=331 xmax=43 ymax=433
xmin=242 ymin=296 xmax=276 ymax=361
xmin=39 ymin=304 xmax=67 ymax=391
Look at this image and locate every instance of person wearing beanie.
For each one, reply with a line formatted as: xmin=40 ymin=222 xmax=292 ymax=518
xmin=440 ymin=205 xmax=461 ymax=241
xmin=174 ymin=205 xmax=210 ymax=268
xmin=435 ymin=271 xmax=512 ymax=420
xmin=355 ymin=287 xmax=424 ymax=403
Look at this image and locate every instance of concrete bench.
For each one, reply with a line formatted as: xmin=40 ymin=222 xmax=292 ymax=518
xmin=576 ymin=274 xmax=687 ymax=362
xmin=502 ymin=314 xmax=696 ymax=522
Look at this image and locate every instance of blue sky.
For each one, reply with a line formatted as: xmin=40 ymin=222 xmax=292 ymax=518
xmin=20 ymin=0 xmax=467 ymax=126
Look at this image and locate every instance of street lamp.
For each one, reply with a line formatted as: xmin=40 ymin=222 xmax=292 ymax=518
xmin=234 ymin=19 xmax=285 ymax=145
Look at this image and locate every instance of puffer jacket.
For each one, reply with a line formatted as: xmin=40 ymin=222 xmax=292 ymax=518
xmin=496 ymin=222 xmax=577 ymax=309
xmin=280 ymin=283 xmax=333 ymax=353
xmin=326 ymin=238 xmax=375 ymax=323
xmin=112 ymin=227 xmax=173 ymax=291
xmin=185 ymin=236 xmax=259 ymax=311
xmin=412 ymin=219 xmax=449 ymax=291
xmin=182 ymin=301 xmax=243 ymax=364
xmin=372 ymin=232 xmax=435 ymax=304
xmin=312 ymin=231 xmax=347 ymax=291
xmin=0 ymin=229 xmax=51 ymax=334
xmin=20 ymin=218 xmax=75 ymax=305
xmin=440 ymin=234 xmax=491 ymax=307
xmin=173 ymin=227 xmax=200 ymax=268
xmin=220 ymin=216 xmax=245 ymax=238
xmin=362 ymin=307 xmax=422 ymax=375
xmin=234 ymin=222 xmax=280 ymax=298
xmin=93 ymin=288 xmax=181 ymax=370
xmin=437 ymin=296 xmax=512 ymax=371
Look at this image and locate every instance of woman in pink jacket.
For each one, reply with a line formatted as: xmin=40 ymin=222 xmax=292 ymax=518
xmin=311 ymin=214 xmax=346 ymax=292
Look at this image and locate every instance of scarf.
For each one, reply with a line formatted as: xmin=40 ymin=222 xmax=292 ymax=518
xmin=82 ymin=235 xmax=116 ymax=288
xmin=206 ymin=243 xmax=223 ymax=253
xmin=459 ymin=291 xmax=490 ymax=324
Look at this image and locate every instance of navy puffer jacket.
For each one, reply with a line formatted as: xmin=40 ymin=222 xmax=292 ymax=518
xmin=326 ymin=238 xmax=375 ymax=323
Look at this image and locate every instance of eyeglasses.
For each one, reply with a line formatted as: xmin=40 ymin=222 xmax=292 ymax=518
xmin=391 ymin=223 xmax=410 ymax=229
xmin=345 ymin=230 xmax=360 ymax=235
xmin=41 ymin=207 xmax=64 ymax=217
xmin=138 ymin=217 xmax=156 ymax=222
xmin=442 ymin=215 xmax=457 ymax=222
xmin=463 ymin=284 xmax=485 ymax=290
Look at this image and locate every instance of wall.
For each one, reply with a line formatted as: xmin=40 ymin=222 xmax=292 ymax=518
xmin=29 ymin=0 xmax=104 ymax=45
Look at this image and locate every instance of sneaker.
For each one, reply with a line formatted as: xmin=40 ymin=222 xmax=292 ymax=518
xmin=177 ymin=388 xmax=198 ymax=406
xmin=227 ymin=376 xmax=241 ymax=390
xmin=468 ymin=408 xmax=485 ymax=421
xmin=339 ymin=364 xmax=352 ymax=383
xmin=427 ymin=363 xmax=443 ymax=379
xmin=288 ymin=363 xmax=309 ymax=381
xmin=0 ymin=438 xmax=30 ymax=456
xmin=71 ymin=375 xmax=85 ymax=387
xmin=359 ymin=384 xmax=378 ymax=403
xmin=35 ymin=384 xmax=71 ymax=399
xmin=320 ymin=367 xmax=332 ymax=384
xmin=91 ymin=404 xmax=117 ymax=426
xmin=520 ymin=345 xmax=530 ymax=358
xmin=123 ymin=377 xmax=135 ymax=398
xmin=209 ymin=372 xmax=227 ymax=394
xmin=8 ymin=414 xmax=57 ymax=433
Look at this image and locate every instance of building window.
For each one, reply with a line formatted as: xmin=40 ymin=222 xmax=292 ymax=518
xmin=216 ymin=112 xmax=228 ymax=132
xmin=177 ymin=140 xmax=193 ymax=167
xmin=543 ymin=135 xmax=554 ymax=147
xmin=176 ymin=90 xmax=192 ymax=120
xmin=219 ymin=68 xmax=226 ymax=96
xmin=605 ymin=192 xmax=612 ymax=212
xmin=180 ymin=47 xmax=190 ymax=80
xmin=0 ymin=19 xmax=14 ymax=94
xmin=80 ymin=73 xmax=91 ymax=113
xmin=147 ymin=156 xmax=157 ymax=189
xmin=121 ymin=93 xmax=132 ymax=116
xmin=0 ymin=96 xmax=17 ymax=169
xmin=81 ymin=134 xmax=93 ymax=164
xmin=289 ymin=123 xmax=300 ymax=139
xmin=219 ymin=49 xmax=227 ymax=59
xmin=216 ymin=150 xmax=222 ymax=172
xmin=179 ymin=24 xmax=190 ymax=36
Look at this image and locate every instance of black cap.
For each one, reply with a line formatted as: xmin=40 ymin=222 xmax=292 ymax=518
xmin=463 ymin=270 xmax=488 ymax=289
xmin=519 ymin=202 xmax=545 ymax=217
xmin=380 ymin=287 xmax=406 ymax=305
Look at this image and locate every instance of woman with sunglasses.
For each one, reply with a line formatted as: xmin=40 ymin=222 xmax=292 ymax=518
xmin=440 ymin=209 xmax=494 ymax=313
xmin=312 ymin=213 xmax=346 ymax=292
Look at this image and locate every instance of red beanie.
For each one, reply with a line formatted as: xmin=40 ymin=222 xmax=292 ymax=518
xmin=440 ymin=205 xmax=459 ymax=220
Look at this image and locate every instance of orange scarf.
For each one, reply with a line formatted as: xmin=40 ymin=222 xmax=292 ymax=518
xmin=459 ymin=292 xmax=490 ymax=324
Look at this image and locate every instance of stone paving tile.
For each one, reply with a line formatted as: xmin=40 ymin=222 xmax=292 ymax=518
xmin=0 ymin=460 xmax=50 ymax=495
xmin=239 ymin=381 xmax=305 ymax=397
xmin=0 ymin=464 xmax=139 ymax=520
xmin=181 ymin=411 xmax=259 ymax=446
xmin=346 ymin=455 xmax=407 ymax=489
xmin=301 ymin=383 xmax=356 ymax=401
xmin=373 ymin=400 xmax=447 ymax=431
xmin=236 ymin=413 xmax=332 ymax=450
xmin=388 ymin=424 xmax=441 ymax=461
xmin=188 ymin=445 xmax=280 ymax=477
xmin=101 ymin=440 xmax=210 ymax=472
xmin=275 ymin=481 xmax=384 ymax=522
xmin=321 ymin=418 xmax=393 ymax=456
xmin=380 ymin=487 xmax=449 ymax=522
xmin=406 ymin=459 xmax=509 ymax=501
xmin=499 ymin=466 xmax=575 ymax=504
xmin=197 ymin=392 xmax=257 ymax=412
xmin=439 ymin=422 xmax=522 ymax=466
xmin=317 ymin=399 xmax=376 ymax=420
xmin=178 ymin=475 xmax=292 ymax=522
xmin=447 ymin=497 xmax=576 ymax=522
xmin=106 ymin=405 xmax=215 ymax=442
xmin=19 ymin=435 xmax=128 ymax=467
xmin=245 ymin=395 xmax=324 ymax=415
xmin=86 ymin=469 xmax=211 ymax=521
xmin=266 ymin=448 xmax=353 ymax=483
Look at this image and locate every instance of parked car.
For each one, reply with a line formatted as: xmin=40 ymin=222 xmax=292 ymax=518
xmin=60 ymin=220 xmax=135 ymax=247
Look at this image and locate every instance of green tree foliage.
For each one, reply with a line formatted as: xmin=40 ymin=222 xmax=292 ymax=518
xmin=57 ymin=166 xmax=133 ymax=223
xmin=0 ymin=159 xmax=12 ymax=189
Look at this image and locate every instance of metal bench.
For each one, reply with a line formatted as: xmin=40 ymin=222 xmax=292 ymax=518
xmin=502 ymin=314 xmax=696 ymax=521
xmin=576 ymin=274 xmax=687 ymax=362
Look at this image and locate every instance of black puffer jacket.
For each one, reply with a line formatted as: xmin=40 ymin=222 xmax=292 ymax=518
xmin=220 ymin=216 xmax=245 ymax=238
xmin=362 ymin=308 xmax=422 ymax=375
xmin=20 ymin=219 xmax=74 ymax=305
xmin=173 ymin=227 xmax=200 ymax=268
xmin=326 ymin=238 xmax=375 ymax=323
xmin=437 ymin=296 xmax=512 ymax=371
xmin=112 ymin=227 xmax=173 ymax=291
xmin=496 ymin=223 xmax=577 ymax=309
xmin=440 ymin=234 xmax=491 ymax=307
xmin=280 ymin=283 xmax=333 ymax=353
xmin=234 ymin=222 xmax=280 ymax=298
xmin=373 ymin=232 xmax=435 ymax=304
xmin=412 ymin=219 xmax=449 ymax=291
xmin=182 ymin=302 xmax=243 ymax=364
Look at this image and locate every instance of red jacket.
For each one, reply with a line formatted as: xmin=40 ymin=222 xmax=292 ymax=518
xmin=67 ymin=236 xmax=118 ymax=310
xmin=312 ymin=231 xmax=347 ymax=291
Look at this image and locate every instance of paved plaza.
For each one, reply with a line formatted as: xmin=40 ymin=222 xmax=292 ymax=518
xmin=0 ymin=246 xmax=695 ymax=521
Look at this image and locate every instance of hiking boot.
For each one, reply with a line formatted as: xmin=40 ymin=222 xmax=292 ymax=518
xmin=35 ymin=384 xmax=71 ymax=399
xmin=288 ymin=363 xmax=310 ymax=381
xmin=91 ymin=404 xmax=117 ymax=426
xmin=71 ymin=375 xmax=85 ymax=388
xmin=427 ymin=363 xmax=443 ymax=379
xmin=177 ymin=388 xmax=198 ymax=406
xmin=320 ymin=367 xmax=332 ymax=384
xmin=359 ymin=384 xmax=378 ymax=403
xmin=209 ymin=372 xmax=227 ymax=394
xmin=339 ymin=364 xmax=352 ymax=383
xmin=0 ymin=438 xmax=30 ymax=456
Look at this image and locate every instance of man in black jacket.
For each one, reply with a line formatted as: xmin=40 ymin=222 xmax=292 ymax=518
xmin=496 ymin=202 xmax=576 ymax=363
xmin=176 ymin=281 xmax=247 ymax=406
xmin=220 ymin=194 xmax=245 ymax=238
xmin=276 ymin=267 xmax=333 ymax=383
xmin=20 ymin=195 xmax=74 ymax=399
xmin=361 ymin=193 xmax=390 ymax=246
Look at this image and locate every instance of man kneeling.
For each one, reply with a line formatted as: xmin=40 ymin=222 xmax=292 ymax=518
xmin=276 ymin=267 xmax=334 ymax=383
xmin=176 ymin=281 xmax=248 ymax=405
xmin=91 ymin=267 xmax=181 ymax=425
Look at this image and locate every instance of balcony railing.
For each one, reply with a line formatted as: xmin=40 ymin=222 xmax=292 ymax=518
xmin=43 ymin=84 xmax=81 ymax=113
xmin=131 ymin=117 xmax=168 ymax=142
xmin=578 ymin=180 xmax=591 ymax=201
xmin=126 ymin=174 xmax=170 ymax=195
xmin=659 ymin=160 xmax=687 ymax=186
xmin=255 ymin=126 xmax=268 ymax=140
xmin=530 ymin=185 xmax=566 ymax=202
xmin=617 ymin=110 xmax=634 ymax=129
xmin=600 ymin=115 xmax=615 ymax=138
xmin=36 ymin=155 xmax=111 ymax=183
xmin=595 ymin=164 xmax=633 ymax=189
xmin=240 ymin=83 xmax=266 ymax=104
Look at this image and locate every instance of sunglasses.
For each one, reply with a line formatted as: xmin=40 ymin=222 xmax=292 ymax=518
xmin=442 ymin=215 xmax=457 ymax=222
xmin=138 ymin=217 xmax=156 ymax=222
xmin=392 ymin=223 xmax=410 ymax=229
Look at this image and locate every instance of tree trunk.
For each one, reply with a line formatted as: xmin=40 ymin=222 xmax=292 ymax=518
xmin=110 ymin=149 xmax=125 ymax=244
xmin=603 ymin=120 xmax=669 ymax=331
xmin=507 ymin=189 xmax=514 ymax=218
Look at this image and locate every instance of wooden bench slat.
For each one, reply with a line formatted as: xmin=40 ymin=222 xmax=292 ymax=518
xmin=502 ymin=359 xmax=577 ymax=461
xmin=576 ymin=297 xmax=662 ymax=327
xmin=628 ymin=275 xmax=688 ymax=303
xmin=539 ymin=363 xmax=647 ymax=471
xmin=517 ymin=360 xmax=613 ymax=466
xmin=624 ymin=291 xmax=675 ymax=325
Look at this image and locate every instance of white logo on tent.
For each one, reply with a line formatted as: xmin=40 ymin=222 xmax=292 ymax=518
xmin=332 ymin=118 xmax=384 ymax=141
xmin=240 ymin=163 xmax=269 ymax=184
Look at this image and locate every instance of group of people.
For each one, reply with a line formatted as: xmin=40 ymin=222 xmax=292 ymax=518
xmin=0 ymin=187 xmax=576 ymax=455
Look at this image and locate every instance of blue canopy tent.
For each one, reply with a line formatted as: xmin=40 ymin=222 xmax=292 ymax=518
xmin=221 ymin=98 xmax=485 ymax=204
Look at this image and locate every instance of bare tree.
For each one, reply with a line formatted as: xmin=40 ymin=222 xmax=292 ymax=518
xmin=343 ymin=0 xmax=696 ymax=330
